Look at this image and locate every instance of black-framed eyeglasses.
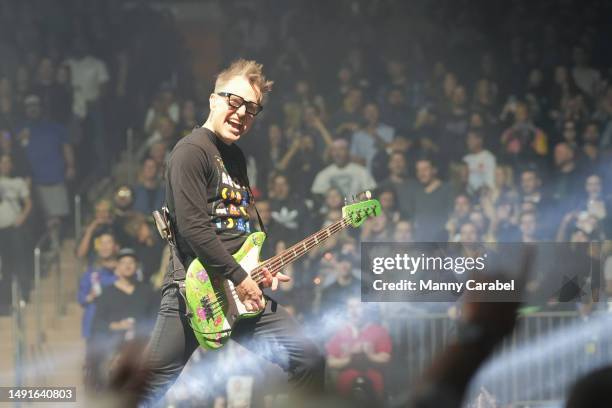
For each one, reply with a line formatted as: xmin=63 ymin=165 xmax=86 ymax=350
xmin=216 ymin=92 xmax=263 ymax=116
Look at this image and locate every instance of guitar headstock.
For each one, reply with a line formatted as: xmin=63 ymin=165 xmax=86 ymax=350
xmin=341 ymin=192 xmax=381 ymax=228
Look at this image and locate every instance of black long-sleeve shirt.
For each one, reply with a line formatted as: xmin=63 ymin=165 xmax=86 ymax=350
xmin=163 ymin=127 xmax=254 ymax=287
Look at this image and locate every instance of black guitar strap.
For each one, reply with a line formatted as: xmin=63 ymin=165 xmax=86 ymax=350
xmin=236 ymin=155 xmax=266 ymax=235
xmin=248 ymin=185 xmax=267 ymax=235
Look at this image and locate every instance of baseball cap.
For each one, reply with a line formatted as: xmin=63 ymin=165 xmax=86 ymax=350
xmin=117 ymin=248 xmax=138 ymax=262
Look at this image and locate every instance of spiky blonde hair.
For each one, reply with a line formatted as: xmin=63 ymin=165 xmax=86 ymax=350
xmin=214 ymin=59 xmax=273 ymax=101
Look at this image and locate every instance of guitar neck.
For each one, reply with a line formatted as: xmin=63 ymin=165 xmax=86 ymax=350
xmin=253 ymin=217 xmax=351 ymax=280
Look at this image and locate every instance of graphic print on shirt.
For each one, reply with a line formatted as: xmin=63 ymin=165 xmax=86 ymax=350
xmin=211 ymin=155 xmax=251 ymax=234
xmin=271 ymin=207 xmax=299 ymax=229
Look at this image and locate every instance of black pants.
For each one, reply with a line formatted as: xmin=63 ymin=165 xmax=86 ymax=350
xmin=139 ymin=285 xmax=325 ymax=406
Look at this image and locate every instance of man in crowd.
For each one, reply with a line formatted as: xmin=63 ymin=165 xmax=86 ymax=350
xmin=500 ymin=102 xmax=547 ymax=169
xmin=320 ymin=254 xmax=360 ymax=316
xmin=17 ymin=94 xmax=75 ymax=247
xmin=326 ymin=297 xmax=392 ymax=404
xmin=551 ymin=142 xmax=584 ymax=210
xmin=311 ymin=139 xmax=376 ymax=200
xmin=519 ymin=168 xmax=554 ymax=213
xmin=378 ymin=150 xmax=415 ymax=218
xmin=580 ymin=122 xmax=603 ymax=174
xmin=31 ymin=57 xmax=72 ymax=125
xmin=350 ymin=102 xmax=395 ymax=172
xmin=269 ymin=173 xmax=312 ymax=244
xmin=132 ymin=157 xmax=165 ymax=215
xmin=64 ymin=36 xmax=110 ymax=177
xmin=252 ymin=199 xmax=289 ymax=261
xmin=409 ymin=157 xmax=455 ymax=241
xmin=440 ymin=85 xmax=470 ymax=162
xmin=519 ymin=167 xmax=557 ymax=238
xmin=330 ymin=88 xmax=364 ymax=135
xmin=519 ymin=211 xmax=539 ymax=242
xmin=88 ymin=248 xmax=157 ymax=389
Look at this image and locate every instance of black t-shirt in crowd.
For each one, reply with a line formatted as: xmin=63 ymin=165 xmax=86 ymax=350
xmin=91 ymin=282 xmax=157 ymax=339
xmin=164 ymin=127 xmax=255 ymax=287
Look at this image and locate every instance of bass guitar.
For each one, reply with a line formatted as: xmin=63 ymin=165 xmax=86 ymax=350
xmin=183 ymin=196 xmax=381 ymax=349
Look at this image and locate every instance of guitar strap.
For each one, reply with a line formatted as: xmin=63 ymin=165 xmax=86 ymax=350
xmin=248 ymin=185 xmax=267 ymax=235
xmin=235 ymin=154 xmax=266 ymax=235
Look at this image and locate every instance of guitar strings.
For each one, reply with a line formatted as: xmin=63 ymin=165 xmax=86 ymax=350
xmin=250 ymin=217 xmax=350 ymax=284
xmin=250 ymin=221 xmax=341 ymax=283
xmin=255 ymin=218 xmax=349 ymax=278
xmin=195 ymin=215 xmax=355 ymax=319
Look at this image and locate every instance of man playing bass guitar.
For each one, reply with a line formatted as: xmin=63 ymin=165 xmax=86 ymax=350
xmin=141 ymin=59 xmax=325 ymax=404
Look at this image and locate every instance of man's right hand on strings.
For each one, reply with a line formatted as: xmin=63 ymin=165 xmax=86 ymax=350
xmin=235 ymin=275 xmax=265 ymax=312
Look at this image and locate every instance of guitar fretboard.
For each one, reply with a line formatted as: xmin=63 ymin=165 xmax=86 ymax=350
xmin=251 ymin=217 xmax=351 ymax=283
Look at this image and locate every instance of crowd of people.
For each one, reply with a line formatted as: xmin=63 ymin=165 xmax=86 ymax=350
xmin=1 ymin=0 xmax=612 ymax=406
xmin=0 ymin=0 xmax=187 ymax=310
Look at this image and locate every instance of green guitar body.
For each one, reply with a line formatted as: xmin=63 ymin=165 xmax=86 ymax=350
xmin=185 ymin=232 xmax=266 ymax=350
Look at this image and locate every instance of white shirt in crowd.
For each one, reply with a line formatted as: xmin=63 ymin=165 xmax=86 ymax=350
xmin=463 ymin=149 xmax=496 ymax=193
xmin=65 ymin=55 xmax=110 ymax=118
xmin=0 ymin=176 xmax=29 ymax=229
xmin=350 ymin=124 xmax=395 ymax=171
xmin=311 ymin=162 xmax=377 ymax=198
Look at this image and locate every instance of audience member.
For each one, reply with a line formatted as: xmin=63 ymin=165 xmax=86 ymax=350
xmin=77 ymin=199 xmax=115 ymax=261
xmin=64 ymin=36 xmax=110 ymax=177
xmin=500 ymin=102 xmax=547 ymax=169
xmin=132 ymin=158 xmax=165 ymax=215
xmin=350 ymin=103 xmax=395 ymax=171
xmin=378 ymin=150 xmax=416 ymax=218
xmin=268 ymin=173 xmax=312 ymax=244
xmin=551 ymin=142 xmax=584 ymax=211
xmin=17 ymin=94 xmax=74 ymax=246
xmin=78 ymin=231 xmax=118 ymax=339
xmin=88 ymin=248 xmax=157 ymax=389
xmin=320 ymin=254 xmax=360 ymax=314
xmin=463 ymin=130 xmax=496 ymax=195
xmin=0 ymin=154 xmax=33 ymax=302
xmin=311 ymin=139 xmax=376 ymax=199
xmin=410 ymin=158 xmax=455 ymax=241
xmin=326 ymin=298 xmax=391 ymax=403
